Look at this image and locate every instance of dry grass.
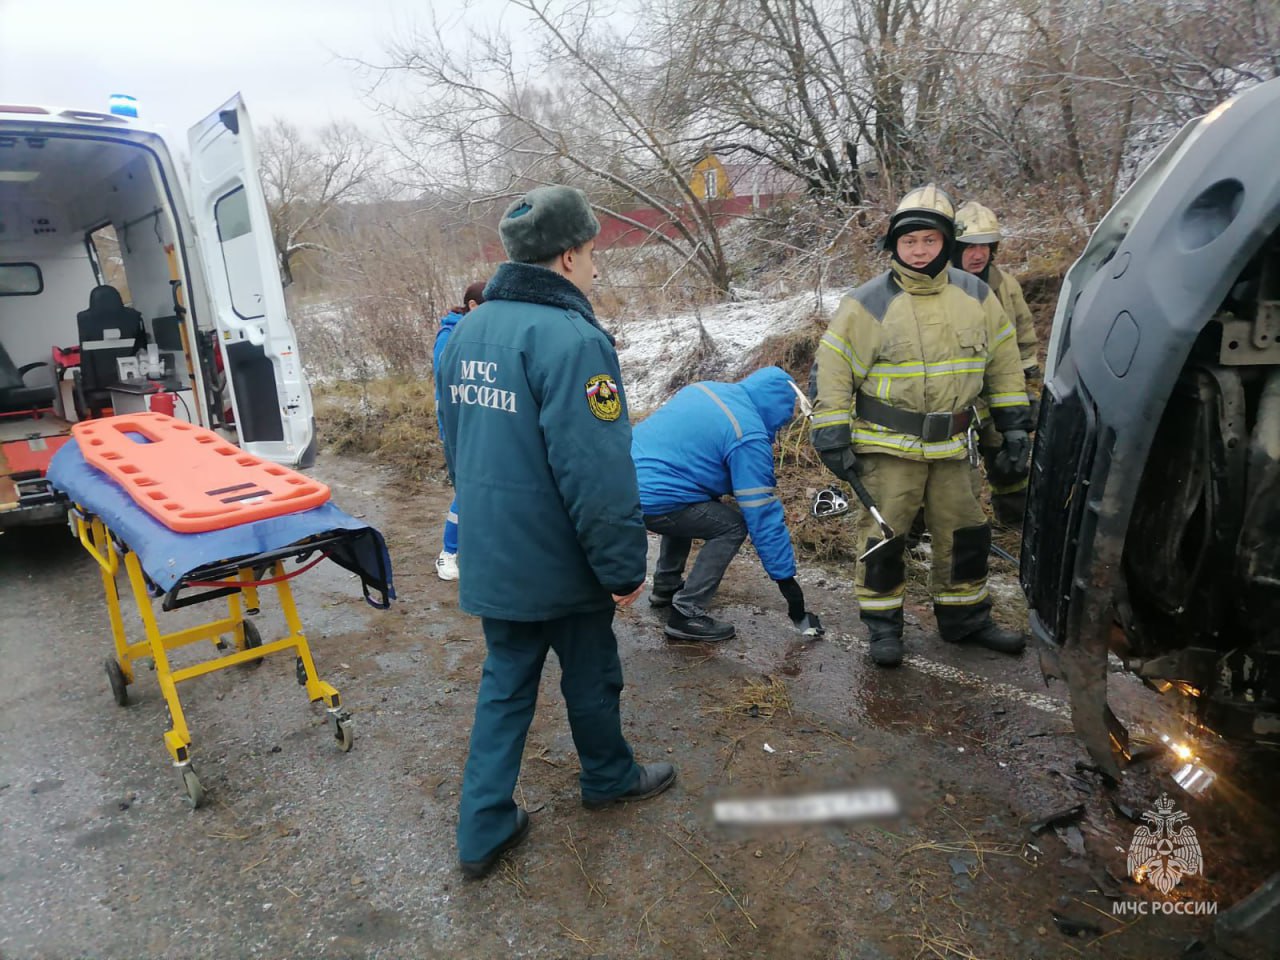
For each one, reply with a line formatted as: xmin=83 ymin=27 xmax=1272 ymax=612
xmin=747 ymin=317 xmax=825 ymax=387
xmin=313 ymin=377 xmax=444 ymax=482
xmin=775 ymin=432 xmax=865 ymax=566
xmin=707 ymin=674 xmax=793 ymax=721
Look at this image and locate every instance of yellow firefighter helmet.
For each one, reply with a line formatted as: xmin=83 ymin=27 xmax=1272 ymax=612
xmin=885 ymin=183 xmax=956 ymax=248
xmin=954 ymin=201 xmax=1003 ymax=245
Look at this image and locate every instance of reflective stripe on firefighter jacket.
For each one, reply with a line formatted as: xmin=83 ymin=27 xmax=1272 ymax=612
xmin=810 ymin=262 xmax=1029 ymax=462
xmin=988 ymin=264 xmax=1038 ymax=372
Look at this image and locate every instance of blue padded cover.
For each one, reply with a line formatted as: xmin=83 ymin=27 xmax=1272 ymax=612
xmin=47 ymin=439 xmax=394 ymax=607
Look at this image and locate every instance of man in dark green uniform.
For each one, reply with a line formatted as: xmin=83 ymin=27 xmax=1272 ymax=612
xmin=438 ymin=185 xmax=676 ymax=880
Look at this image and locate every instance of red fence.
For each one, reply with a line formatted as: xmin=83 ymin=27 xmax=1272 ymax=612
xmin=482 ymin=194 xmax=787 ymax=260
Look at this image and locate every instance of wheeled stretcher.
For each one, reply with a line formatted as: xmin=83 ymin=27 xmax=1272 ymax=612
xmin=47 ymin=435 xmax=394 ymax=808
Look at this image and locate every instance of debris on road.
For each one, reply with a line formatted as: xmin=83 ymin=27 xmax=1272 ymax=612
xmin=1029 ymin=803 xmax=1086 ymax=835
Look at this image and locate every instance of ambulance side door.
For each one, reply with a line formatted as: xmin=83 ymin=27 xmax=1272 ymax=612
xmin=187 ymin=94 xmax=316 ymax=467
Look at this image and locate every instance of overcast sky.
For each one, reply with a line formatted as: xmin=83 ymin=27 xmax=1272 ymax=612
xmin=0 ymin=0 xmax=520 ymax=142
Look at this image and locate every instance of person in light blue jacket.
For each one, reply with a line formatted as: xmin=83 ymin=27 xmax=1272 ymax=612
xmin=432 ymin=280 xmax=486 ymax=582
xmin=631 ymin=366 xmax=824 ymax=642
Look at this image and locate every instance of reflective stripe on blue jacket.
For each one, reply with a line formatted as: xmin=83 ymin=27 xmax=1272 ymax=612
xmin=632 ymin=366 xmax=798 ymax=581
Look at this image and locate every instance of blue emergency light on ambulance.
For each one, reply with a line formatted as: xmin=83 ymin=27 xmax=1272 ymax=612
xmin=108 ymin=94 xmax=138 ymax=117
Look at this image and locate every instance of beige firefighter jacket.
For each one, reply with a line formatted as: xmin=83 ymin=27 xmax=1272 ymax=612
xmin=811 ymin=261 xmax=1029 ymax=462
xmin=988 ymin=264 xmax=1038 ymax=372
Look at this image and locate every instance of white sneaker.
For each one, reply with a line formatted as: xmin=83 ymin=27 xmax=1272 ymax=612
xmin=436 ymin=550 xmax=459 ymax=582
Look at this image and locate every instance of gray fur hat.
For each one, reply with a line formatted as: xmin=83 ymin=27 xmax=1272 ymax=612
xmin=499 ymin=185 xmax=601 ymax=264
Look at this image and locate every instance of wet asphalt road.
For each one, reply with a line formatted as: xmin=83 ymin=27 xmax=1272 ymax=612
xmin=0 ymin=454 xmax=1276 ymax=959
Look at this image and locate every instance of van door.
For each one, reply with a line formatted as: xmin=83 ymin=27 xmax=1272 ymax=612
xmin=187 ymin=94 xmax=316 ymax=467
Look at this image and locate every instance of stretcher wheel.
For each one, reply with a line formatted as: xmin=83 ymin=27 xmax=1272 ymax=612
xmin=334 ymin=718 xmax=354 ymax=752
xmin=240 ymin=619 xmax=264 ymax=667
xmin=181 ymin=766 xmax=205 ymax=810
xmin=104 ymin=658 xmax=128 ymax=707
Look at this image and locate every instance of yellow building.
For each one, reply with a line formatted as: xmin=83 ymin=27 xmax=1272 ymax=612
xmin=689 ymin=154 xmax=804 ymax=205
xmin=690 ymin=155 xmax=732 ymax=200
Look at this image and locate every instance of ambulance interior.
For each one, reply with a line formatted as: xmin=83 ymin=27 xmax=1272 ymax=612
xmin=0 ymin=129 xmax=223 ymax=518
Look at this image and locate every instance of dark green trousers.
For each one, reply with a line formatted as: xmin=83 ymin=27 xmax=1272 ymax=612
xmin=456 ymin=609 xmax=641 ymax=862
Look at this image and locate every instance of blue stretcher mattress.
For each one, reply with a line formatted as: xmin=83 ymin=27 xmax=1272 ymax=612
xmin=47 ymin=439 xmax=395 ymax=608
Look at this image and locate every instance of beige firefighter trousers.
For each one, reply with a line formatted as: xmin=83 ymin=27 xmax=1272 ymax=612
xmin=855 ymin=453 xmax=992 ymax=639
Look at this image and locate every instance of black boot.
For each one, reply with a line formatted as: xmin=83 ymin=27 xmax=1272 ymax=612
xmin=665 ymin=610 xmax=735 ymax=642
xmin=459 ymin=807 xmax=531 ymax=880
xmin=861 ymin=607 xmax=905 ymax=667
xmin=956 ymin=621 xmax=1026 ymax=655
xmin=583 ymin=762 xmax=677 ymax=810
xmin=868 ymin=631 xmax=904 ymax=667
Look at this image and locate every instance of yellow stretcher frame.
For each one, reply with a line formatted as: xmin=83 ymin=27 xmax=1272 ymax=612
xmin=72 ymin=507 xmax=354 ymax=808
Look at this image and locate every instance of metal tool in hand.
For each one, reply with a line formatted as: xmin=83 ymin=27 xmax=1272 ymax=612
xmin=788 ymin=379 xmax=897 ymax=562
xmin=848 ymin=472 xmax=897 ymax=561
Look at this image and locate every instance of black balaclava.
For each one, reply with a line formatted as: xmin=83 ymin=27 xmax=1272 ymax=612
xmin=888 ymin=213 xmax=954 ymax=278
xmin=952 ymin=241 xmax=998 ymax=284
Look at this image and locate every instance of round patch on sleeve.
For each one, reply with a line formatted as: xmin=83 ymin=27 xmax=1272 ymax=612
xmin=585 ymin=374 xmax=622 ymax=421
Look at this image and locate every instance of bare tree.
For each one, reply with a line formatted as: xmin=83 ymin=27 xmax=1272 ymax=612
xmin=935 ymin=0 xmax=1280 ymax=219
xmin=344 ymin=0 xmax=1278 ymax=309
xmin=373 ymin=0 xmax=737 ymax=294
xmin=257 ymin=120 xmax=379 ymax=285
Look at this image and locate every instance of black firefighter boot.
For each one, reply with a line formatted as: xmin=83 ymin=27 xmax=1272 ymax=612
xmin=958 ymin=620 xmax=1026 ymax=654
xmin=862 ymin=608 xmax=905 ymax=668
xmin=936 ymin=596 xmax=1026 ymax=655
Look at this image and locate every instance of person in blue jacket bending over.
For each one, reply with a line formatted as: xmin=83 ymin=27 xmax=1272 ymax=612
xmin=432 ymin=280 xmax=487 ymax=582
xmin=438 ymin=185 xmax=676 ymax=881
xmin=632 ymin=366 xmax=825 ymax=642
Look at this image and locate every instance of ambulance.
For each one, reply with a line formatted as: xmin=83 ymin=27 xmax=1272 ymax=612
xmin=0 ymin=94 xmax=316 ymax=529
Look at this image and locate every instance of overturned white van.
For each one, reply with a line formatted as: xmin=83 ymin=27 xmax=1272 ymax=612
xmin=0 ymin=95 xmax=315 ymax=528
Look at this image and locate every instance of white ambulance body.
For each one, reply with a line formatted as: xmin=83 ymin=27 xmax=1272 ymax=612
xmin=0 ymin=95 xmax=315 ymax=528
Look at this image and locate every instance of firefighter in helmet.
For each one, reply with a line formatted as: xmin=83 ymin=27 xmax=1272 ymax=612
xmin=810 ymin=185 xmax=1032 ymax=667
xmin=953 ymin=201 xmax=1040 ymax=526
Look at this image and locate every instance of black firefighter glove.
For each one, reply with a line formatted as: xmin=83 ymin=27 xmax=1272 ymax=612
xmin=776 ymin=577 xmax=825 ymax=637
xmin=995 ymin=429 xmax=1032 ymax=479
xmin=818 ymin=446 xmax=860 ymax=484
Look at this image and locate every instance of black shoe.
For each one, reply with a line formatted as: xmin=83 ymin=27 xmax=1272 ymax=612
xmin=664 ymin=611 xmax=735 ymax=642
xmin=458 ymin=807 xmax=531 ymax=880
xmin=955 ymin=622 xmax=1026 ymax=655
xmin=583 ymin=762 xmax=677 ymax=810
xmin=868 ymin=635 xmax=904 ymax=668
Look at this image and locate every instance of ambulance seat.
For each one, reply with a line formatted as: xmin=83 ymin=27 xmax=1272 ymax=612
xmin=75 ymin=285 xmax=146 ymax=417
xmin=0 ymin=341 xmax=55 ymax=414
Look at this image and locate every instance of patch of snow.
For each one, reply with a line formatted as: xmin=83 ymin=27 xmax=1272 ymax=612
xmin=614 ymin=289 xmax=838 ymax=413
xmin=987 ymin=573 xmax=1023 ymax=602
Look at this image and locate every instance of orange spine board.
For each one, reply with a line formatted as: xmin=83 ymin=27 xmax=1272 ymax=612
xmin=73 ymin=413 xmax=330 ymax=533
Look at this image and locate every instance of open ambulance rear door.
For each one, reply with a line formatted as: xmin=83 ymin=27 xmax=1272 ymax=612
xmin=187 ymin=94 xmax=316 ymax=468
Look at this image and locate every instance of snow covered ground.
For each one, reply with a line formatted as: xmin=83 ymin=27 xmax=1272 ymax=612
xmin=296 ymin=286 xmax=842 ymax=411
xmin=613 ymin=289 xmax=836 ymax=413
